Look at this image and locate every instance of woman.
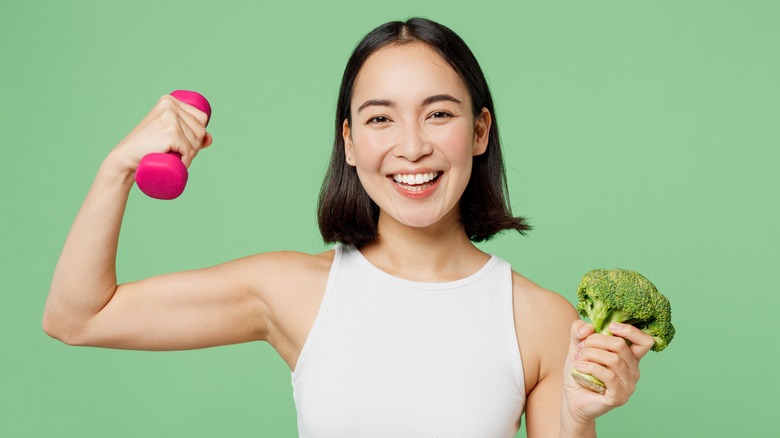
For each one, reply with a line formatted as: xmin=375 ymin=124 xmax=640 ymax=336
xmin=44 ymin=18 xmax=655 ymax=437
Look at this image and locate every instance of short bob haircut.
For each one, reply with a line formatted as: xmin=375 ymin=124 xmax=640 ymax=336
xmin=318 ymin=17 xmax=530 ymax=245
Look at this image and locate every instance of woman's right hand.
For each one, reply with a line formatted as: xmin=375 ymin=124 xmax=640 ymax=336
xmin=107 ymin=94 xmax=213 ymax=176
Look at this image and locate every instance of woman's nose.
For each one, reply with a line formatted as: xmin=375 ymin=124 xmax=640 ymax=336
xmin=392 ymin=125 xmax=433 ymax=162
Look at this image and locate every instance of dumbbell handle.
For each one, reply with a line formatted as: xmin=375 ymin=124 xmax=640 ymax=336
xmin=135 ymin=90 xmax=212 ymax=200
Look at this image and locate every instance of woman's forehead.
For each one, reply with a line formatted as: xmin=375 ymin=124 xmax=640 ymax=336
xmin=351 ymin=42 xmax=470 ymax=106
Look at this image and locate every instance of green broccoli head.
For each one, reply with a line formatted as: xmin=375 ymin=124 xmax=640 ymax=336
xmin=577 ymin=268 xmax=675 ymax=352
xmin=572 ymin=268 xmax=675 ymax=394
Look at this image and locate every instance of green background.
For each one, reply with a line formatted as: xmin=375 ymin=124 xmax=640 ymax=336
xmin=2 ymin=0 xmax=778 ymax=436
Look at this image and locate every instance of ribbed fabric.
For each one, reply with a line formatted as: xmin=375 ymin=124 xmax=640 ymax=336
xmin=292 ymin=244 xmax=525 ymax=438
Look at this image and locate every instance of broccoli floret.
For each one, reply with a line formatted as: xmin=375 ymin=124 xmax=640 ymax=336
xmin=572 ymin=268 xmax=675 ymax=394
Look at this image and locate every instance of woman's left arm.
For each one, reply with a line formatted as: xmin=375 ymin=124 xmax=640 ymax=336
xmin=516 ymin=275 xmax=655 ymax=437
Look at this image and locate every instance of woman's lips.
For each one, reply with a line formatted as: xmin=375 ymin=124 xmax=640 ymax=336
xmin=388 ymin=171 xmax=441 ymax=197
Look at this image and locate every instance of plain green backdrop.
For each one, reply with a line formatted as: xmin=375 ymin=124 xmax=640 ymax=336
xmin=1 ymin=0 xmax=778 ymax=436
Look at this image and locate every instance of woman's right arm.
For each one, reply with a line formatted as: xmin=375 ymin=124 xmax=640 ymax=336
xmin=42 ymin=96 xmax=273 ymax=350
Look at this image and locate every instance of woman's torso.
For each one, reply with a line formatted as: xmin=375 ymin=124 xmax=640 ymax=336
xmin=287 ymin=244 xmax=525 ymax=437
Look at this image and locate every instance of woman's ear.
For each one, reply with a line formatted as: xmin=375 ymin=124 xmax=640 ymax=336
xmin=473 ymin=108 xmax=491 ymax=156
xmin=343 ymin=118 xmax=356 ymax=166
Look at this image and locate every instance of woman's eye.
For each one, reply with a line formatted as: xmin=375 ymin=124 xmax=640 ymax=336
xmin=430 ymin=111 xmax=452 ymax=119
xmin=367 ymin=116 xmax=389 ymax=124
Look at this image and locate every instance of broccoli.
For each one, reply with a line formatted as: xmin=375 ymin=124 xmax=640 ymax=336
xmin=572 ymin=268 xmax=675 ymax=394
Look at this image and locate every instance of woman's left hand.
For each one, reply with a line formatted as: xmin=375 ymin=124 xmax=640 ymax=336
xmin=561 ymin=320 xmax=656 ymax=426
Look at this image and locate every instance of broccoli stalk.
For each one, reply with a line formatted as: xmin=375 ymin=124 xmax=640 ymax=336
xmin=573 ymin=268 xmax=675 ymax=394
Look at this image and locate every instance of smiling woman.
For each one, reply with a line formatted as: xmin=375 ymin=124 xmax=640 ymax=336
xmin=43 ymin=17 xmax=656 ymax=438
xmin=345 ymin=42 xmax=489 ymax=230
xmin=318 ymin=19 xmax=530 ymax=245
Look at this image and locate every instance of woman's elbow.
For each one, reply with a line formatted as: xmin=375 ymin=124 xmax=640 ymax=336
xmin=41 ymin=308 xmax=85 ymax=346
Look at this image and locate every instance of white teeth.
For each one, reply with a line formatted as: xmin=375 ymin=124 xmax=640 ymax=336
xmin=392 ymin=172 xmax=438 ymax=185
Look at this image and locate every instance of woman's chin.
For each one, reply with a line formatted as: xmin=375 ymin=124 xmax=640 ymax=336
xmin=400 ymin=218 xmax=440 ymax=229
xmin=381 ymin=207 xmax=459 ymax=232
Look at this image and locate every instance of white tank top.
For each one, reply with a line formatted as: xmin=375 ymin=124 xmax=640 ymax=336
xmin=291 ymin=244 xmax=525 ymax=437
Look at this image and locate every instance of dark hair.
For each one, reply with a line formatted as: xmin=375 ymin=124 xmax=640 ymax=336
xmin=317 ymin=17 xmax=530 ymax=245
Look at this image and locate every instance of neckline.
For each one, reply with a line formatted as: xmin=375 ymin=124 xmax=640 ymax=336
xmin=342 ymin=244 xmax=500 ymax=290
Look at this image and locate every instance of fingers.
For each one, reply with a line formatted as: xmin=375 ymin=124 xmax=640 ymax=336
xmin=109 ymin=93 xmax=213 ymax=178
xmin=570 ymin=319 xmax=594 ymax=345
xmin=574 ymin=335 xmax=638 ymax=399
xmin=564 ymin=321 xmax=656 ymax=423
xmin=202 ymin=132 xmax=214 ymax=149
xmin=149 ymin=95 xmax=211 ymax=168
xmin=157 ymin=94 xmax=209 ymax=125
xmin=609 ymin=322 xmax=655 ymax=360
xmin=572 ymin=323 xmax=655 ymax=405
xmin=167 ymin=94 xmax=210 ymax=127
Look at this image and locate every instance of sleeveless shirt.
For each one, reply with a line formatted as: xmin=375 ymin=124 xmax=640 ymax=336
xmin=291 ymin=244 xmax=525 ymax=437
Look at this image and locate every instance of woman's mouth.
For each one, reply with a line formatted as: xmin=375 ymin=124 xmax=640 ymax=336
xmin=390 ymin=171 xmax=441 ymax=193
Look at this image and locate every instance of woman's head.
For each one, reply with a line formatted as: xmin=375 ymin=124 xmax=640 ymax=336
xmin=318 ymin=17 xmax=530 ymax=245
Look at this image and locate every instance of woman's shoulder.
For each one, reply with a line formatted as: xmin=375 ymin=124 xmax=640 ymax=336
xmin=511 ymin=270 xmax=577 ymax=319
xmin=219 ymin=249 xmax=336 ymax=299
xmin=208 ymin=249 xmax=336 ymax=369
xmin=511 ymin=270 xmax=579 ymax=389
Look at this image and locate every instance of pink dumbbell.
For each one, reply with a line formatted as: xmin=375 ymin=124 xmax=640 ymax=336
xmin=135 ymin=90 xmax=212 ymax=200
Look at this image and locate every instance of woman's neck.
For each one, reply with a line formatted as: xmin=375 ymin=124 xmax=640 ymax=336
xmin=358 ymin=210 xmax=490 ymax=283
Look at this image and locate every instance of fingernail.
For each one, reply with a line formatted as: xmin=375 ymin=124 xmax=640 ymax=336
xmin=609 ymin=323 xmax=622 ymax=332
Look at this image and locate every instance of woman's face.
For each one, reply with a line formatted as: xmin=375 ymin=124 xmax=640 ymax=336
xmin=343 ymin=42 xmax=491 ymax=231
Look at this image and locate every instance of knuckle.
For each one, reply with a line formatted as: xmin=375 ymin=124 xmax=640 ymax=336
xmin=601 ymin=368 xmax=616 ymax=385
xmin=605 ymin=354 xmax=621 ymax=368
xmin=193 ymin=124 xmax=207 ymax=139
xmin=157 ymin=95 xmax=178 ymax=110
xmin=608 ymin=335 xmax=627 ymax=347
xmin=604 ymin=395 xmax=622 ymax=408
xmin=196 ymin=112 xmax=209 ymax=126
xmin=574 ymin=360 xmax=590 ymax=372
xmin=158 ymin=110 xmax=180 ymax=130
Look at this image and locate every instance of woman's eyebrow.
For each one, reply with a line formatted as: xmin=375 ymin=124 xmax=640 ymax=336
xmin=422 ymin=94 xmax=462 ymax=106
xmin=357 ymin=99 xmax=394 ymax=113
xmin=357 ymin=94 xmax=462 ymax=114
